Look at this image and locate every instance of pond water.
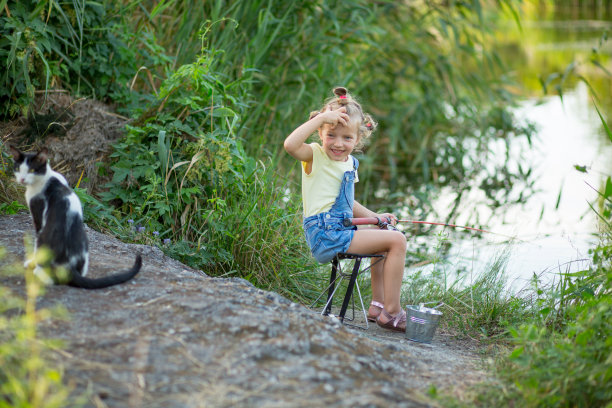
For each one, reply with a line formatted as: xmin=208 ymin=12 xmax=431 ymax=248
xmin=405 ymin=2 xmax=612 ymax=290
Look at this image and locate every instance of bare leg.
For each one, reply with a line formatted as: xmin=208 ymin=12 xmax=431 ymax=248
xmin=347 ymin=229 xmax=407 ymax=315
xmin=368 ymin=254 xmax=385 ymax=317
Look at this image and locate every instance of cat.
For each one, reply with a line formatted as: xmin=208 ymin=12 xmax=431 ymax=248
xmin=9 ymin=145 xmax=142 ymax=289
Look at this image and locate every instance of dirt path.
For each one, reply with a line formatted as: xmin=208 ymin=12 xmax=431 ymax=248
xmin=0 ymin=213 xmax=490 ymax=407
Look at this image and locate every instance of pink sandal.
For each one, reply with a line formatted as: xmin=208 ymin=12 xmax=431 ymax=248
xmin=367 ymin=300 xmax=384 ymax=322
xmin=376 ymin=309 xmax=407 ymax=332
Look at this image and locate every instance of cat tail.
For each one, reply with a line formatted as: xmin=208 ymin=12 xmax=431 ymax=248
xmin=68 ymin=255 xmax=142 ymax=289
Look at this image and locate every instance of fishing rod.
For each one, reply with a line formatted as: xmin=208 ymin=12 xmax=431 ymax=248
xmin=342 ymin=217 xmax=517 ymax=240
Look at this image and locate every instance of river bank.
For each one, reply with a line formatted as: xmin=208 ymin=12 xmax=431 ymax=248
xmin=0 ymin=212 xmax=491 ymax=407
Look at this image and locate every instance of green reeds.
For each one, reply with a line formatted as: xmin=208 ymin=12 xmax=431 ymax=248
xmin=111 ymin=0 xmax=533 ymax=218
xmin=401 ymin=244 xmax=530 ymax=339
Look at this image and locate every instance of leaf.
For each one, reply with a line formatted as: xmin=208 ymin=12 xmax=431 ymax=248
xmin=509 ymin=346 xmax=524 ymax=360
xmin=573 ymin=164 xmax=588 ymax=173
xmin=541 ymin=72 xmax=560 ymax=94
xmin=575 ymin=330 xmax=591 ymax=346
xmin=164 ymin=160 xmax=190 ymax=185
xmin=590 ymin=58 xmax=612 ymax=77
xmin=157 ymin=130 xmax=168 ymax=173
xmin=150 ymin=0 xmax=172 ymax=19
xmin=555 ymin=186 xmax=562 ymax=210
xmin=592 ymin=98 xmax=612 ymax=144
xmin=605 ymin=177 xmax=612 ymax=199
xmin=211 ymin=106 xmax=237 ymax=118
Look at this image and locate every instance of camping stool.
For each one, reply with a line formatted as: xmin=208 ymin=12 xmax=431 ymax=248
xmin=311 ymin=252 xmax=385 ymax=329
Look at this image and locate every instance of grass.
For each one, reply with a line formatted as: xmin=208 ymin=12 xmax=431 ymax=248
xmin=0 ymin=246 xmax=78 ymax=408
xmin=0 ymin=147 xmax=24 ymax=212
xmin=399 ymin=239 xmax=530 ymax=341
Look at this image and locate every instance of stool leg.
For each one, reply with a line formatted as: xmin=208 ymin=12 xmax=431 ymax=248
xmin=339 ymin=258 xmax=361 ymax=322
xmin=324 ymin=257 xmax=339 ymax=316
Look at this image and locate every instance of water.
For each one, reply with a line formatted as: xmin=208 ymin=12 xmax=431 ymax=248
xmin=410 ymin=84 xmax=611 ymax=290
xmin=406 ymin=3 xmax=612 ymax=289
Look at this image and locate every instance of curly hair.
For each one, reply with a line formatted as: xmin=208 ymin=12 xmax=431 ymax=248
xmin=309 ymin=87 xmax=377 ymax=150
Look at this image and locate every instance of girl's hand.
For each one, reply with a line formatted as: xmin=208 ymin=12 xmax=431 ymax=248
xmin=319 ymin=105 xmax=350 ymax=128
xmin=378 ymin=213 xmax=398 ymax=226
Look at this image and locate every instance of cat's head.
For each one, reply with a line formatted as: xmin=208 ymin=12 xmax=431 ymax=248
xmin=9 ymin=145 xmax=49 ymax=186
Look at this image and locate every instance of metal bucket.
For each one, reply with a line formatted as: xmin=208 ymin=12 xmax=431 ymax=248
xmin=405 ymin=304 xmax=443 ymax=343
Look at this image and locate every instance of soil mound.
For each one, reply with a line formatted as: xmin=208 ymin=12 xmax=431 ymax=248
xmin=1 ymin=93 xmax=128 ymax=193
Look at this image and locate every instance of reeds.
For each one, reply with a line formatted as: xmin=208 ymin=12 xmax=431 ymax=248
xmin=110 ymin=0 xmax=533 ymax=217
xmin=401 ymin=244 xmax=532 ymax=339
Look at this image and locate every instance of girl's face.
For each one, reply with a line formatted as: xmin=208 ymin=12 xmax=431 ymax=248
xmin=319 ymin=120 xmax=360 ymax=162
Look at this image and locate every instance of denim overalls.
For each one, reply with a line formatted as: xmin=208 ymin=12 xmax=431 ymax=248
xmin=302 ymin=157 xmax=359 ymax=263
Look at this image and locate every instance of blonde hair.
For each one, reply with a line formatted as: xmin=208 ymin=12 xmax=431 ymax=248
xmin=309 ymin=87 xmax=377 ymax=150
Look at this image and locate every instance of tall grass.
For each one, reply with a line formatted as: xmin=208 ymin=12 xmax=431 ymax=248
xmin=0 ymin=0 xmax=171 ymax=118
xmin=112 ymin=0 xmax=534 ymax=217
xmin=0 ymin=145 xmax=25 ymax=213
xmin=400 ymin=241 xmax=530 ymax=340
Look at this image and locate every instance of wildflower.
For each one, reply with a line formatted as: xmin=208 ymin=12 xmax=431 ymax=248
xmin=163 ymin=238 xmax=171 ymax=245
xmin=128 ymin=219 xmax=134 ymax=224
xmin=153 ymin=231 xmax=159 ymax=236
xmin=137 ymin=226 xmax=145 ymax=233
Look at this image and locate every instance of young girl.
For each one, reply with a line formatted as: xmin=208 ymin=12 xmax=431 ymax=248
xmin=284 ymin=87 xmax=407 ymax=332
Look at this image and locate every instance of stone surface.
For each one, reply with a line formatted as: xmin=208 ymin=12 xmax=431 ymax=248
xmin=0 ymin=213 xmax=489 ymax=407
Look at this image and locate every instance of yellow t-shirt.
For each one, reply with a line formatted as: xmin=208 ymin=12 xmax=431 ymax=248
xmin=302 ymin=143 xmax=358 ymax=217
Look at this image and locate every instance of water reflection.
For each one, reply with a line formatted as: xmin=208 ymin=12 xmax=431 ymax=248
xmin=402 ymin=1 xmax=612 ymax=287
xmin=412 ymin=82 xmax=612 ymax=288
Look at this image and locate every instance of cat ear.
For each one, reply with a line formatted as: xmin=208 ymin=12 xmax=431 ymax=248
xmin=36 ymin=148 xmax=49 ymax=163
xmin=7 ymin=144 xmax=22 ymax=161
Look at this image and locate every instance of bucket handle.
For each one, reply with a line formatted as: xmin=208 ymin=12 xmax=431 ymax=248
xmin=418 ymin=301 xmax=445 ymax=310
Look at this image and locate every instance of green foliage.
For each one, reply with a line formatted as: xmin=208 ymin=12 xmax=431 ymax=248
xmin=0 ymin=0 xmax=171 ymax=118
xmin=468 ymin=85 xmax=612 ymax=408
xmin=0 ymin=142 xmax=25 ymax=209
xmin=0 ymin=247 xmax=78 ymax=408
xmin=99 ymin=33 xmax=318 ymax=300
xmin=401 ymin=242 xmax=529 ymax=339
xmin=115 ymin=0 xmax=533 ymax=218
xmin=0 ymin=200 xmax=27 ymax=215
xmin=500 ymin=294 xmax=612 ymax=407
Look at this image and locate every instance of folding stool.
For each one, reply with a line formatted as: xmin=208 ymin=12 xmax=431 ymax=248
xmin=311 ymin=252 xmax=385 ymax=329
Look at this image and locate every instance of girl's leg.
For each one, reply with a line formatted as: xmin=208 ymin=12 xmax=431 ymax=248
xmin=347 ymin=229 xmax=407 ymax=315
xmin=368 ymin=254 xmax=385 ymax=318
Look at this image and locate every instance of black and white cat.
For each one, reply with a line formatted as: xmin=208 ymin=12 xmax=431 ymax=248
xmin=9 ymin=145 xmax=142 ymax=289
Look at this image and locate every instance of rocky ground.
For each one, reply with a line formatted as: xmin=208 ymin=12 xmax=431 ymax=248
xmin=0 ymin=213 xmax=490 ymax=408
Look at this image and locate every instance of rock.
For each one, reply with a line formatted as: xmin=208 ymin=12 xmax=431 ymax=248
xmin=0 ymin=213 xmax=488 ymax=407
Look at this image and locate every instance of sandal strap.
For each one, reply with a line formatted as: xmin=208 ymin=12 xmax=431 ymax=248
xmin=381 ymin=309 xmax=407 ymax=328
xmin=370 ymin=300 xmax=384 ymax=309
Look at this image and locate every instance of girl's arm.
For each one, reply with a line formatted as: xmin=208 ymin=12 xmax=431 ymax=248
xmin=284 ymin=106 xmax=349 ymax=162
xmin=353 ymin=201 xmax=398 ymax=225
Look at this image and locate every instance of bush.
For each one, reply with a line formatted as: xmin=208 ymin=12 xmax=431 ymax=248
xmin=99 ymin=30 xmax=318 ymax=301
xmin=0 ymin=0 xmax=170 ymax=118
xmin=466 ymin=101 xmax=612 ymax=408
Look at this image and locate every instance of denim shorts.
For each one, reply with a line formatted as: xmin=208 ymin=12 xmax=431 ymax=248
xmin=303 ymin=212 xmax=356 ymax=263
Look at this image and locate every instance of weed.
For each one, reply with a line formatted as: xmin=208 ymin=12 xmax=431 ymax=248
xmin=0 ymin=246 xmax=79 ymax=407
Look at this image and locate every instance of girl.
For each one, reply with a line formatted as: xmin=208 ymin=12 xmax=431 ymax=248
xmin=284 ymin=87 xmax=407 ymax=332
